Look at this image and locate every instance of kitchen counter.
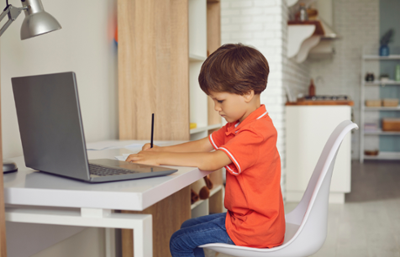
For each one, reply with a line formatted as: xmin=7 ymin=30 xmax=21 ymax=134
xmin=285 ymin=105 xmax=353 ymax=203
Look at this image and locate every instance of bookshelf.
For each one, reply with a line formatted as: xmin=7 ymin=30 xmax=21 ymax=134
xmin=360 ymin=55 xmax=400 ymax=162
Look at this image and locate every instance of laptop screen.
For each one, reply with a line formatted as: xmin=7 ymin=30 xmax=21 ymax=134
xmin=12 ymin=72 xmax=91 ymax=180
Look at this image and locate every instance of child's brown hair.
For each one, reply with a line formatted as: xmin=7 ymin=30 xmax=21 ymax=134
xmin=198 ymin=43 xmax=269 ymax=95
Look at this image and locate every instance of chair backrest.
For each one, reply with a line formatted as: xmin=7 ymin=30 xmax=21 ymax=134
xmin=281 ymin=120 xmax=358 ymax=255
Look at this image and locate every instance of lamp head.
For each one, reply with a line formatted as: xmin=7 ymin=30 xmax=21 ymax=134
xmin=20 ymin=0 xmax=61 ymax=40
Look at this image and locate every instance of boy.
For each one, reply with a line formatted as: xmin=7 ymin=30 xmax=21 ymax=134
xmin=126 ymin=43 xmax=285 ymax=257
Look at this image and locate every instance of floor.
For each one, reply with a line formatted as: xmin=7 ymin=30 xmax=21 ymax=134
xmin=205 ymin=160 xmax=400 ymax=257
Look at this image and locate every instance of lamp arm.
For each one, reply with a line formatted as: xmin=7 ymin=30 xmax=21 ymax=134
xmin=0 ymin=4 xmax=27 ymax=37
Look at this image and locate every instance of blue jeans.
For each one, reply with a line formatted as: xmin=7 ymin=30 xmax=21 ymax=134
xmin=170 ymin=212 xmax=235 ymax=257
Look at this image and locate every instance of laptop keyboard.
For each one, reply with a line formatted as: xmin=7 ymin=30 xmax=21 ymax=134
xmin=89 ymin=163 xmax=138 ymax=176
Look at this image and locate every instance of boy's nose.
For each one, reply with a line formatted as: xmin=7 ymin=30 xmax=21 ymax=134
xmin=214 ymin=104 xmax=221 ymax=112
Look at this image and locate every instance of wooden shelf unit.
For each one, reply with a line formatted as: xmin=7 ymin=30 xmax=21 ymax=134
xmin=117 ymin=0 xmax=222 ymax=255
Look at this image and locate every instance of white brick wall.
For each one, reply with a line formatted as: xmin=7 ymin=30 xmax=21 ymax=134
xmin=309 ymin=0 xmax=380 ymax=159
xmin=221 ymin=0 xmax=311 ymax=200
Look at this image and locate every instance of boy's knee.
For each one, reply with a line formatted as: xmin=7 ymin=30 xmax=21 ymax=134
xmin=169 ymin=231 xmax=187 ymax=252
xmin=180 ymin=218 xmax=194 ymax=229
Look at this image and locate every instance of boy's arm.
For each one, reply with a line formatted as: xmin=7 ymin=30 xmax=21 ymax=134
xmin=143 ymin=137 xmax=214 ymax=153
xmin=126 ymin=149 xmax=231 ymax=171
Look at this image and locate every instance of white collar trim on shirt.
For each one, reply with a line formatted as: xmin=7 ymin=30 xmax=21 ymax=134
xmin=257 ymin=111 xmax=268 ymax=120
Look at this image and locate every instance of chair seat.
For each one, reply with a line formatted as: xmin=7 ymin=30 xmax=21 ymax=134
xmin=199 ymin=222 xmax=300 ymax=257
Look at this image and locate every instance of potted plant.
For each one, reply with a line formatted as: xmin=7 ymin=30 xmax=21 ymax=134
xmin=380 ymin=29 xmax=393 ymax=56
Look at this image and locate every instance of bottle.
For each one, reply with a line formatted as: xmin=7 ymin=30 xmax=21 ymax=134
xmin=396 ymin=64 xmax=400 ymax=82
xmin=299 ymin=3 xmax=308 ymax=21
xmin=308 ymin=79 xmax=315 ymax=96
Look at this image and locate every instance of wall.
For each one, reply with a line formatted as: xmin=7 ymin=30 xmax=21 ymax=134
xmin=309 ymin=0 xmax=380 ymax=159
xmin=1 ymin=0 xmax=119 ymax=159
xmin=221 ymin=0 xmax=311 ymax=199
xmin=1 ymin=0 xmax=118 ymax=255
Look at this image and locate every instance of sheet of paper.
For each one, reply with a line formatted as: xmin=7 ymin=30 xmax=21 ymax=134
xmin=124 ymin=144 xmax=144 ymax=151
xmin=115 ymin=153 xmax=130 ymax=161
xmin=86 ymin=140 xmax=127 ymax=151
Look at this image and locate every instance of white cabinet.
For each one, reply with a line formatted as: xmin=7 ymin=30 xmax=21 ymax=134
xmin=285 ymin=105 xmax=352 ymax=203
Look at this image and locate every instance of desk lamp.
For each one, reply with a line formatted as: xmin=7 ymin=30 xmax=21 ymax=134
xmin=0 ymin=0 xmax=61 ymax=173
xmin=0 ymin=0 xmax=61 ymax=39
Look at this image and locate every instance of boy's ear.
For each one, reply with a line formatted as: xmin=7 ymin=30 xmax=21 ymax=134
xmin=243 ymin=90 xmax=255 ymax=103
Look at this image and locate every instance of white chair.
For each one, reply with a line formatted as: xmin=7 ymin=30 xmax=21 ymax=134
xmin=200 ymin=120 xmax=358 ymax=257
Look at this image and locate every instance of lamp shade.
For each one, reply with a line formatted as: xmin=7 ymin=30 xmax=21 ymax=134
xmin=20 ymin=0 xmax=61 ymax=40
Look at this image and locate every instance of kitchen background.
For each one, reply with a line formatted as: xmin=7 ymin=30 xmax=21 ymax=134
xmin=221 ymin=0 xmax=399 ymax=192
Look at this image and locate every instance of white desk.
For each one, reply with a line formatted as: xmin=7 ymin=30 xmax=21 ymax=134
xmin=4 ymin=140 xmax=212 ymax=257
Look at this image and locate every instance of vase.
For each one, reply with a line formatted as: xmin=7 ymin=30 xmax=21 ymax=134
xmin=379 ymin=45 xmax=390 ymax=56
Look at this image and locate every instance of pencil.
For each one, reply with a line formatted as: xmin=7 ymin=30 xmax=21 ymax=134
xmin=151 ymin=113 xmax=154 ymax=148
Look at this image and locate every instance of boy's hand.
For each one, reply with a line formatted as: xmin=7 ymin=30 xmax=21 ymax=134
xmin=142 ymin=143 xmax=161 ymax=151
xmin=126 ymin=151 xmax=161 ymax=166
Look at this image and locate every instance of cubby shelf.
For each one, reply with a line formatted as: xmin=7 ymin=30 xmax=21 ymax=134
xmin=191 ymin=184 xmax=224 ymax=218
xmin=190 ymin=124 xmax=222 ymax=134
xmin=189 ymin=54 xmax=207 ymax=62
xmin=365 ymin=81 xmax=400 ymax=86
xmin=364 ymin=152 xmax=400 ymax=160
xmin=363 ymin=55 xmax=400 ymax=60
xmin=364 ymin=106 xmax=400 ymax=111
xmin=364 ymin=130 xmax=400 ymax=135
xmin=191 ymin=184 xmax=223 ymax=210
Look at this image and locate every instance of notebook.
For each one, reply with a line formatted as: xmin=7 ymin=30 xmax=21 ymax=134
xmin=12 ymin=72 xmax=177 ymax=183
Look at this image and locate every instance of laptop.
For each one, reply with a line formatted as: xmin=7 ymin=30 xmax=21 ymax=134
xmin=12 ymin=72 xmax=178 ymax=183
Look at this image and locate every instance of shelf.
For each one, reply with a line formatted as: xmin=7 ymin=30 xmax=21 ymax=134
xmin=364 ymin=152 xmax=400 ymax=160
xmin=287 ymin=21 xmax=330 ymax=63
xmin=287 ymin=24 xmax=316 ymax=59
xmin=364 ymin=129 xmax=400 ymax=135
xmin=295 ymin=36 xmax=321 ymax=63
xmin=191 ymin=184 xmax=223 ymax=210
xmin=363 ymin=55 xmax=400 ymax=60
xmin=360 ymin=54 xmax=400 ymax=162
xmin=190 ymin=61 xmax=208 ymax=128
xmin=189 ymin=0 xmax=207 ymax=58
xmin=189 ymin=53 xmax=207 ymax=62
xmin=364 ymin=106 xmax=400 ymax=111
xmin=190 ymin=124 xmax=222 ymax=134
xmin=286 ymin=0 xmax=316 ymax=8
xmin=365 ymin=81 xmax=400 ymax=86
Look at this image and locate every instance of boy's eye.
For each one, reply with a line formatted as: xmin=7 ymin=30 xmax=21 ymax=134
xmin=217 ymin=100 xmax=224 ymax=103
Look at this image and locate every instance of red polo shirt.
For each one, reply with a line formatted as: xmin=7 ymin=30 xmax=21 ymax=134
xmin=209 ymin=105 xmax=285 ymax=248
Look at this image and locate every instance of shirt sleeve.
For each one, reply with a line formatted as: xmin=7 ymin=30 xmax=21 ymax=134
xmin=218 ymin=129 xmax=264 ymax=176
xmin=209 ymin=125 xmax=228 ymax=150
